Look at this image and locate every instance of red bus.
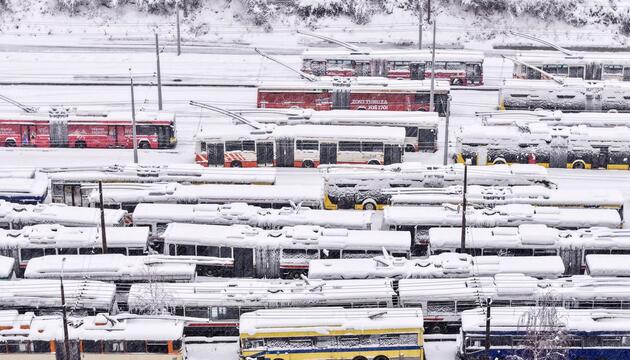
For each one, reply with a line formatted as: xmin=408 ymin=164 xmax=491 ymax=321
xmin=0 ymin=110 xmax=176 ymax=149
xmin=257 ymin=78 xmax=451 ymax=115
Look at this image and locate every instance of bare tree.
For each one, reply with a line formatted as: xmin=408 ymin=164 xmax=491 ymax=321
xmin=508 ymin=293 xmax=569 ymax=360
xmin=128 ymin=264 xmax=174 ymax=315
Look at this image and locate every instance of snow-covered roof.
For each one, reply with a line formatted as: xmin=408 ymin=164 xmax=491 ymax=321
xmin=45 ymin=164 xmax=276 ymax=185
xmin=87 ymin=183 xmax=323 ymax=209
xmin=384 ymin=204 xmax=621 ymax=228
xmin=128 ymin=278 xmax=395 ymax=309
xmin=0 ymin=311 xmax=184 ymax=341
xmin=307 ymin=253 xmax=565 ymax=280
xmin=0 ymin=174 xmax=48 ymax=203
xmin=0 ymin=224 xmax=149 ymax=250
xmin=429 ymin=225 xmax=630 ymax=251
xmin=24 ymin=254 xmax=196 ymax=282
xmin=0 ymin=111 xmax=175 ymax=125
xmin=480 ymin=110 xmax=630 ymax=128
xmin=585 ymin=255 xmax=630 ymax=277
xmin=0 ymin=279 xmax=115 ymax=311
xmin=132 ymin=203 xmax=374 ymax=230
xmin=462 ymin=307 xmax=630 ymax=333
xmin=0 ymin=256 xmax=14 ymax=279
xmin=516 ymin=52 xmax=630 ymax=65
xmin=258 ymin=78 xmax=450 ymax=93
xmin=162 ymin=223 xmax=410 ymax=252
xmin=302 ymin=48 xmax=484 ymax=63
xmin=239 ymin=307 xmax=423 ymax=335
xmin=0 ymin=200 xmax=127 ymax=227
xmin=389 ymin=185 xmax=623 ymax=208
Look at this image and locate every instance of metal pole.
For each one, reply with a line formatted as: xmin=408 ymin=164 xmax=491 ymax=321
xmin=418 ymin=0 xmax=423 ymax=50
xmin=98 ymin=181 xmax=108 ymax=254
xmin=442 ymin=95 xmax=451 ymax=165
xmin=485 ymin=298 xmax=492 ymax=360
xmin=429 ymin=19 xmax=437 ymax=112
xmin=155 ymin=33 xmax=163 ymax=111
xmin=427 ymin=0 xmax=431 ymax=23
xmin=130 ymin=76 xmax=138 ymax=164
xmin=176 ymin=8 xmax=182 ymax=56
xmin=60 ymin=257 xmax=70 ymax=360
xmin=459 ymin=163 xmax=467 ymax=253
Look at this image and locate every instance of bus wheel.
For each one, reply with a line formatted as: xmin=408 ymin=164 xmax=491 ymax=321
xmin=572 ymin=160 xmax=585 ymax=169
xmin=74 ymin=140 xmax=86 ymax=148
xmin=352 ymin=357 xmax=368 ymax=360
xmin=231 ymin=160 xmax=242 ymax=168
xmin=451 ymin=78 xmax=462 ymax=85
xmin=302 ymin=160 xmax=315 ymax=168
xmin=362 ymin=199 xmax=377 ymax=211
xmin=492 ymin=158 xmax=507 ymax=165
xmin=4 ymin=140 xmax=16 ymax=147
xmin=374 ymin=356 xmax=390 ymax=360
xmin=405 ymin=144 xmax=416 ymax=152
xmin=139 ymin=141 xmax=151 ymax=149
xmin=368 ymin=160 xmax=381 ymax=165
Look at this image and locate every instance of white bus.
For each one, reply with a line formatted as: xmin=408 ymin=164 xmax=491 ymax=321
xmin=162 ymin=223 xmax=411 ymax=278
xmin=585 ymin=254 xmax=630 ymax=277
xmin=132 ymin=202 xmax=375 ymax=236
xmin=230 ymin=109 xmax=440 ymax=152
xmin=0 ymin=200 xmax=127 ymax=229
xmin=195 ymin=124 xmax=405 ymax=168
xmin=44 ymin=164 xmax=276 ymax=206
xmin=429 ymin=225 xmax=630 ymax=274
xmin=86 ymin=183 xmax=324 ymax=212
xmin=479 ymin=110 xmax=630 ymax=128
xmin=384 ymin=205 xmax=621 ymax=255
xmin=513 ymin=52 xmax=630 ymax=81
xmin=322 ymin=163 xmax=553 ymax=210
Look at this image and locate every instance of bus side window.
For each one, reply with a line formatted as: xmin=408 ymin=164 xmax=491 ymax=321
xmin=20 ymin=248 xmax=44 ymax=261
xmin=146 ymin=342 xmax=169 ymax=354
xmin=339 ymin=141 xmax=361 ymax=152
xmin=321 ymin=249 xmax=340 ymax=259
xmin=242 ymin=141 xmax=256 ymax=152
xmin=405 ymin=126 xmax=419 ymax=138
xmin=225 ymin=141 xmax=242 ymax=152
xmin=415 ymin=94 xmax=430 ymax=104
xmin=176 ymin=244 xmax=195 ymax=256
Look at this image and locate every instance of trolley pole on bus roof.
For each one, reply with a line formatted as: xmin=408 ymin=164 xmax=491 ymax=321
xmin=442 ymin=95 xmax=451 ymax=165
xmin=98 ymin=181 xmax=108 ymax=254
xmin=429 ymin=19 xmax=437 ymax=112
xmin=417 ymin=0 xmax=423 ymax=49
xmin=155 ymin=33 xmax=163 ymax=111
xmin=459 ymin=162 xmax=468 ymax=253
xmin=485 ymin=298 xmax=492 ymax=360
xmin=130 ymin=75 xmax=138 ymax=164
xmin=60 ymin=257 xmax=70 ymax=360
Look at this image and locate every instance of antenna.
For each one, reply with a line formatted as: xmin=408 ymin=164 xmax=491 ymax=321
xmin=509 ymin=31 xmax=575 ymax=57
xmin=0 ymin=94 xmax=38 ymax=113
xmin=297 ymin=30 xmax=367 ymax=53
xmin=502 ymin=55 xmax=565 ymax=85
xmin=254 ymin=48 xmax=318 ymax=82
xmin=189 ymin=101 xmax=267 ymax=131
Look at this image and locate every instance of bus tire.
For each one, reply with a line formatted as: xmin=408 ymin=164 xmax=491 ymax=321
xmin=362 ymin=199 xmax=377 ymax=211
xmin=368 ymin=160 xmax=381 ymax=165
xmin=74 ymin=140 xmax=87 ymax=148
xmin=374 ymin=356 xmax=390 ymax=360
xmin=4 ymin=139 xmax=16 ymax=147
xmin=492 ymin=157 xmax=507 ymax=165
xmin=405 ymin=144 xmax=416 ymax=152
xmin=572 ymin=160 xmax=586 ymax=169
xmin=302 ymin=160 xmax=315 ymax=168
xmin=352 ymin=357 xmax=368 ymax=360
xmin=139 ymin=141 xmax=151 ymax=149
xmin=451 ymin=78 xmax=462 ymax=85
xmin=231 ymin=160 xmax=242 ymax=168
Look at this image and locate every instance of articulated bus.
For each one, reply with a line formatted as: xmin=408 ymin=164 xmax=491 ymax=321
xmin=0 ymin=110 xmax=176 ymax=149
xmin=0 ymin=311 xmax=185 ymax=360
xmin=230 ymin=109 xmax=440 ymax=152
xmin=195 ymin=124 xmax=405 ymax=168
xmin=302 ymin=48 xmax=484 ymax=85
xmin=456 ymin=123 xmax=630 ymax=169
xmin=257 ymin=78 xmax=451 ymax=115
xmin=479 ymin=110 xmax=630 ymax=128
xmin=321 ymin=163 xmax=552 ymax=210
xmin=513 ymin=52 xmax=630 ymax=81
xmin=240 ymin=307 xmax=425 ymax=360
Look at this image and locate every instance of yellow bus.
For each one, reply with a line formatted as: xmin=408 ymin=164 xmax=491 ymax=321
xmin=239 ymin=307 xmax=424 ymax=360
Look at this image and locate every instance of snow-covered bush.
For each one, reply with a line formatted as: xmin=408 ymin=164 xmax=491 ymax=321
xmin=296 ymin=0 xmax=374 ymax=24
xmin=242 ymin=0 xmax=277 ymax=29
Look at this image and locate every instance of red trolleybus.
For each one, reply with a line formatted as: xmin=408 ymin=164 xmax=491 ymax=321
xmin=257 ymin=78 xmax=451 ymax=116
xmin=0 ymin=110 xmax=176 ymax=149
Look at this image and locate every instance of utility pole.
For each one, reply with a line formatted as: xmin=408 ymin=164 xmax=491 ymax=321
xmin=427 ymin=0 xmax=431 ymax=23
xmin=429 ymin=19 xmax=437 ymax=112
xmin=485 ymin=298 xmax=492 ymax=360
xmin=155 ymin=33 xmax=163 ymax=111
xmin=459 ymin=162 xmax=468 ymax=253
xmin=442 ymin=95 xmax=451 ymax=165
xmin=60 ymin=257 xmax=70 ymax=360
xmin=417 ymin=0 xmax=423 ymax=50
xmin=98 ymin=181 xmax=108 ymax=254
xmin=130 ymin=75 xmax=138 ymax=164
xmin=176 ymin=8 xmax=182 ymax=56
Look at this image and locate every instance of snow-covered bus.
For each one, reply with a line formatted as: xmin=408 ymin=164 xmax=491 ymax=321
xmin=240 ymin=307 xmax=425 ymax=360
xmin=0 ymin=310 xmax=186 ymax=360
xmin=0 ymin=200 xmax=127 ymax=230
xmin=302 ymin=48 xmax=484 ymax=85
xmin=385 ymin=205 xmax=621 ymax=255
xmin=321 ymin=163 xmax=553 ymax=210
xmin=456 ymin=123 xmax=630 ymax=169
xmin=132 ymin=202 xmax=375 ymax=236
xmin=585 ymin=254 xmax=630 ymax=277
xmin=513 ymin=52 xmax=630 ymax=81
xmin=0 ymin=171 xmax=48 ymax=204
xmin=429 ymin=225 xmax=630 ymax=274
xmin=230 ymin=109 xmax=440 ymax=152
xmin=86 ymin=183 xmax=323 ymax=212
xmin=0 ymin=279 xmax=117 ymax=315
xmin=0 ymin=224 xmax=149 ymax=271
xmin=479 ymin=110 xmax=630 ymax=128
xmin=44 ymin=164 xmax=276 ymax=206
xmin=194 ymin=124 xmax=405 ymax=168
xmin=460 ymin=307 xmax=630 ymax=360
xmin=162 ymin=223 xmax=411 ymax=278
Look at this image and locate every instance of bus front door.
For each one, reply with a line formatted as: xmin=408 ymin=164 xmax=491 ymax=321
xmin=275 ymin=138 xmax=295 ymax=167
xmin=320 ymin=143 xmax=337 ymax=165
xmin=595 ymin=147 xmax=609 ymax=169
xmin=332 ymin=88 xmax=351 ymax=110
xmin=233 ymin=248 xmax=254 ymax=277
xmin=410 ymin=63 xmax=425 ymax=80
xmin=418 ymin=128 xmax=437 ymax=152
xmin=384 ymin=144 xmax=402 ymax=165
xmin=207 ymin=143 xmax=225 ymax=167
xmin=256 ymin=142 xmax=274 ymax=166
